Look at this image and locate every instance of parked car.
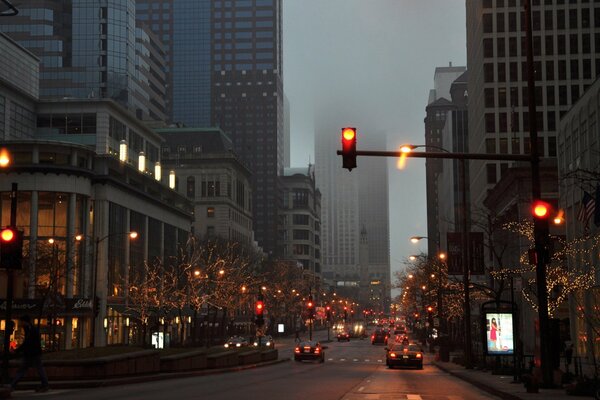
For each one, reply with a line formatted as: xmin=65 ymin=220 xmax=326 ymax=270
xmin=223 ymin=336 xmax=250 ymax=348
xmin=253 ymin=335 xmax=275 ymax=349
xmin=294 ymin=340 xmax=325 ymax=363
xmin=386 ymin=343 xmax=424 ymax=369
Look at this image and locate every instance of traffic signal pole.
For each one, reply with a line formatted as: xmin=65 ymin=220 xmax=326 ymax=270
xmin=1 ymin=183 xmax=17 ymax=384
xmin=524 ymin=0 xmax=552 ymax=387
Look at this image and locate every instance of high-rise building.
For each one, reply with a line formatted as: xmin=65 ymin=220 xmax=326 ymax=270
xmin=466 ymin=0 xmax=599 ymax=207
xmin=316 ymin=126 xmax=360 ymax=287
xmin=0 ymin=1 xmax=166 ymax=122
xmin=137 ymin=0 xmax=284 ymax=255
xmin=357 ymin=133 xmax=391 ymax=312
xmin=424 ymin=64 xmax=466 ymax=256
xmin=316 ymin=123 xmax=390 ymax=311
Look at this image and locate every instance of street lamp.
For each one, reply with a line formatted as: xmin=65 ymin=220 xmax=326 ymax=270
xmin=403 ymin=143 xmax=472 ymax=368
xmin=90 ymin=231 xmax=138 ymax=347
xmin=410 ymin=236 xmax=428 ymax=244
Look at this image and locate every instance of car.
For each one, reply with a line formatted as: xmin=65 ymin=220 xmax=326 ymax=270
xmin=337 ymin=331 xmax=350 ymax=342
xmin=386 ymin=343 xmax=424 ymax=369
xmin=223 ymin=336 xmax=250 ymax=349
xmin=253 ymin=335 xmax=275 ymax=349
xmin=294 ymin=340 xmax=325 ymax=363
xmin=371 ymin=329 xmax=389 ymax=345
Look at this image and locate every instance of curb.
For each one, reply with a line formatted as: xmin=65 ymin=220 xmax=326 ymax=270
xmin=433 ymin=362 xmax=522 ymax=400
xmin=13 ymin=357 xmax=290 ymax=391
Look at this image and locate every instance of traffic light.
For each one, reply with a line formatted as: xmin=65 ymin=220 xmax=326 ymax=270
xmin=307 ymin=295 xmax=315 ymax=319
xmin=532 ymin=199 xmax=551 ymax=219
xmin=255 ymin=294 xmax=265 ymax=326
xmin=325 ymin=305 xmax=332 ymax=322
xmin=426 ymin=306 xmax=433 ymax=313
xmin=341 ymin=127 xmax=357 ymax=171
xmin=0 ymin=226 xmax=23 ymax=269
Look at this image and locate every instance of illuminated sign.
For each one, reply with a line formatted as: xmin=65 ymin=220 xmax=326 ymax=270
xmin=483 ymin=312 xmax=514 ymax=355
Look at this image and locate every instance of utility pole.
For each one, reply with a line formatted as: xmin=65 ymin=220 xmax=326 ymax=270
xmin=1 ymin=183 xmax=17 ymax=384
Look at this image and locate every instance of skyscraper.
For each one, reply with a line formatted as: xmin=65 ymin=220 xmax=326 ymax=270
xmin=137 ymin=0 xmax=284 ymax=254
xmin=0 ymin=1 xmax=165 ymax=122
xmin=466 ymin=1 xmax=600 ymax=207
xmin=316 ymin=122 xmax=390 ymax=311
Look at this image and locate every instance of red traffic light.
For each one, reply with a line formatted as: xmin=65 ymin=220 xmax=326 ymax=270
xmin=341 ymin=127 xmax=357 ymax=171
xmin=326 ymin=305 xmax=331 ymax=311
xmin=255 ymin=301 xmax=264 ymax=315
xmin=532 ymin=200 xmax=551 ymax=218
xmin=307 ymin=301 xmax=313 ymax=308
xmin=427 ymin=306 xmax=433 ymax=313
xmin=1 ymin=228 xmax=15 ymax=242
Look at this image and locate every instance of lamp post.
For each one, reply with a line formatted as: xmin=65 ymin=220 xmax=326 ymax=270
xmin=403 ymin=144 xmax=472 ymax=368
xmin=90 ymin=231 xmax=137 ymax=347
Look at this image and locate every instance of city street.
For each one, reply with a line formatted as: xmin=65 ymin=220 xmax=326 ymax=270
xmin=10 ymin=332 xmax=499 ymax=400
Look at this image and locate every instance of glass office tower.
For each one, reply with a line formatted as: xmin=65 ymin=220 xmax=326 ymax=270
xmin=137 ymin=0 xmax=284 ymax=254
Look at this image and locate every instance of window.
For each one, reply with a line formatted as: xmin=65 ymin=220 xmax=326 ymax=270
xmin=486 ymin=164 xmax=497 ymax=184
xmin=485 ymin=113 xmax=496 ymax=133
xmin=485 ymin=88 xmax=495 ymax=107
xmin=207 ymin=207 xmax=215 ymax=218
xmin=187 ymin=177 xmax=195 ymax=198
xmin=293 ymin=214 xmax=309 ymax=225
xmin=483 ymin=14 xmax=493 ymax=33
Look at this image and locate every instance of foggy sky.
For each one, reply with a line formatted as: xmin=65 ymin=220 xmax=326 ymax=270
xmin=283 ymin=0 xmax=467 ymax=296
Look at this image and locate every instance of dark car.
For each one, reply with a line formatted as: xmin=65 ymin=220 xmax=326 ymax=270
xmin=386 ymin=343 xmax=424 ymax=369
xmin=337 ymin=331 xmax=350 ymax=342
xmin=371 ymin=329 xmax=389 ymax=345
xmin=223 ymin=336 xmax=250 ymax=349
xmin=253 ymin=335 xmax=275 ymax=349
xmin=294 ymin=340 xmax=325 ymax=363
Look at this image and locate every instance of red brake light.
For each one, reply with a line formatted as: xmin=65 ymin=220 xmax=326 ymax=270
xmin=294 ymin=347 xmax=300 ymax=353
xmin=416 ymin=353 xmax=422 ymax=358
xmin=389 ymin=352 xmax=396 ymax=358
xmin=314 ymin=347 xmax=320 ymax=354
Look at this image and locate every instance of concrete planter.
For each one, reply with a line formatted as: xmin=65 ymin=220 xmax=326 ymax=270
xmin=260 ymin=349 xmax=278 ymax=362
xmin=238 ymin=350 xmax=261 ymax=365
xmin=206 ymin=351 xmax=239 ymax=369
xmin=160 ymin=350 xmax=208 ymax=373
xmin=9 ymin=350 xmax=160 ymax=380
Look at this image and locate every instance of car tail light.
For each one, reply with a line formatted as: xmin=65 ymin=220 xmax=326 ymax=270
xmin=371 ymin=335 xmax=374 ymax=340
xmin=389 ymin=352 xmax=396 ymax=358
xmin=294 ymin=347 xmax=300 ymax=353
xmin=403 ymin=348 xmax=408 ymax=353
xmin=416 ymin=353 xmax=422 ymax=358
xmin=314 ymin=348 xmax=320 ymax=354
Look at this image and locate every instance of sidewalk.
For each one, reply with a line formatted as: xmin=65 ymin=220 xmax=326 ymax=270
xmin=433 ymin=360 xmax=575 ymax=400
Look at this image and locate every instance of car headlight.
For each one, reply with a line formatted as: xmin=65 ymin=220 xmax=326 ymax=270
xmin=236 ymin=343 xmax=241 ymax=347
xmin=254 ymin=342 xmax=258 ymax=346
xmin=266 ymin=342 xmax=271 ymax=346
xmin=224 ymin=344 xmax=229 ymax=348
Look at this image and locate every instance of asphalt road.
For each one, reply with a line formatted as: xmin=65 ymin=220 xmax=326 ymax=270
xmin=11 ymin=331 xmax=500 ymax=400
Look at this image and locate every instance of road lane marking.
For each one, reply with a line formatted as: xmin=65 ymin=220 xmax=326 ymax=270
xmin=407 ymin=395 xmax=422 ymax=400
xmin=328 ymin=358 xmax=333 ymax=361
xmin=365 ymin=359 xmax=370 ymax=362
xmin=340 ymin=358 xmax=346 ymax=361
xmin=353 ymin=358 xmax=359 ymax=362
xmin=377 ymin=359 xmax=382 ymax=362
xmin=358 ymin=386 xmax=365 ymax=392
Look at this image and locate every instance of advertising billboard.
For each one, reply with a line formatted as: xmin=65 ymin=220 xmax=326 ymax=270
xmin=484 ymin=312 xmax=514 ymax=355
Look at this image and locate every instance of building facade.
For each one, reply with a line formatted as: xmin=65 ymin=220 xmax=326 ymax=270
xmin=557 ymin=78 xmax=600 ymax=371
xmin=279 ymin=166 xmax=321 ymax=282
xmin=0 ymin=1 xmax=166 ymax=122
xmin=157 ymin=127 xmax=254 ymax=245
xmin=0 ymin=33 xmax=194 ymax=350
xmin=466 ymin=0 xmax=599 ymax=207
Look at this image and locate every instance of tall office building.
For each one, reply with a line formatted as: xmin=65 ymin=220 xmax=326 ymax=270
xmin=466 ymin=0 xmax=600 ymax=208
xmin=316 ymin=126 xmax=360 ymax=287
xmin=357 ymin=133 xmax=391 ymax=312
xmin=424 ymin=64 xmax=466 ymax=256
xmin=0 ymin=1 xmax=166 ymax=122
xmin=316 ymin=122 xmax=390 ymax=311
xmin=137 ymin=0 xmax=284 ymax=254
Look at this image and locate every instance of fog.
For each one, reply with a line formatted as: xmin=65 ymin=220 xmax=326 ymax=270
xmin=283 ymin=0 xmax=467 ymax=296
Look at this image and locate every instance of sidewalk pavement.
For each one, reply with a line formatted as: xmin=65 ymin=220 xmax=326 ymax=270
xmin=433 ymin=360 xmax=573 ymax=400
